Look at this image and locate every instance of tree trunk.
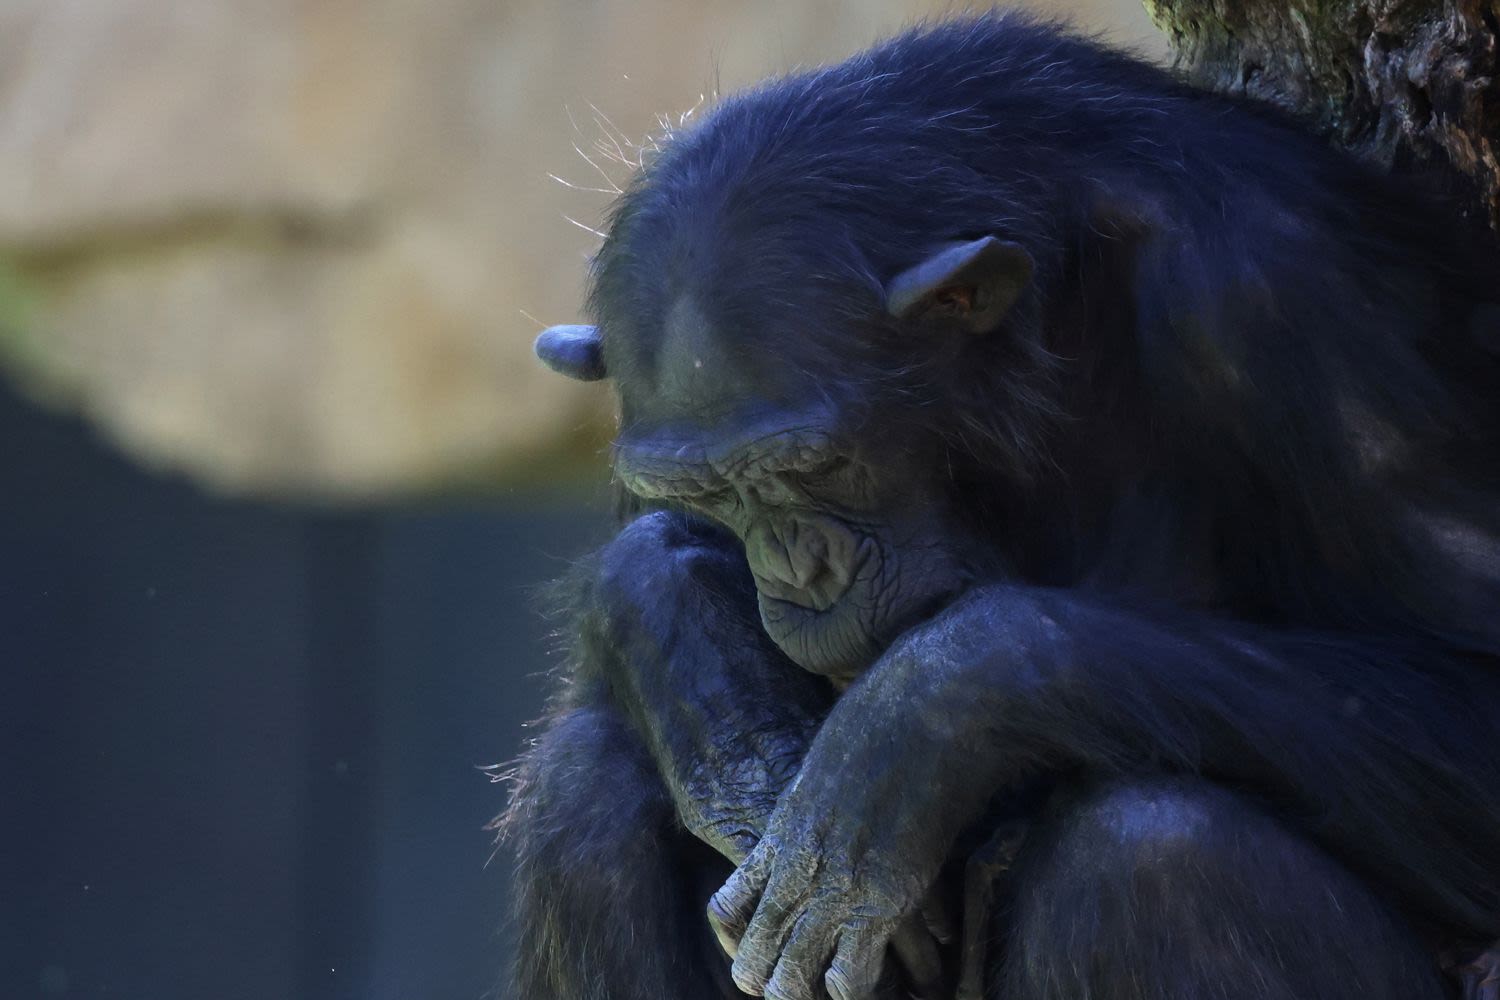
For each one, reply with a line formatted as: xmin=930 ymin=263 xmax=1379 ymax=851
xmin=1143 ymin=0 xmax=1500 ymax=238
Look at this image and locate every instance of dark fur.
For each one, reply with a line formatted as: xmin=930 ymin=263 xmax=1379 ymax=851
xmin=502 ymin=12 xmax=1500 ymax=999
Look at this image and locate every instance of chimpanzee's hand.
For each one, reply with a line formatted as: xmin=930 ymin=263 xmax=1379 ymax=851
xmin=598 ymin=511 xmax=959 ymax=994
xmin=592 ymin=511 xmax=831 ymax=864
xmin=704 ymin=661 xmax=967 ymax=1000
xmin=703 ymin=592 xmax=1028 ymax=1000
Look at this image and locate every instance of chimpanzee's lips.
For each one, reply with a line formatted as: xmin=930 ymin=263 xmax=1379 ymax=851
xmin=755 ymin=581 xmax=888 ymax=681
xmin=752 ymin=531 xmax=886 ymax=679
xmin=744 ymin=516 xmax=869 ymax=612
xmin=753 ymin=576 xmax=830 ymax=610
xmin=753 ymin=526 xmax=969 ymax=681
xmin=750 ymin=543 xmax=866 ymax=610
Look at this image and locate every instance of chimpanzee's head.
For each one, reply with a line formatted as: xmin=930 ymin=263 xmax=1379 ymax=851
xmin=534 ymin=64 xmax=1065 ymax=681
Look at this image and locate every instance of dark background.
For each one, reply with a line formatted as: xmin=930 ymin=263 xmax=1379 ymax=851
xmin=0 ymin=380 xmax=611 ymax=1000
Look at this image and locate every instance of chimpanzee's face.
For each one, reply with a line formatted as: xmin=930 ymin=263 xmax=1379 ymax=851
xmin=604 ymin=293 xmax=974 ymax=681
xmin=534 ymin=209 xmax=1033 ymax=680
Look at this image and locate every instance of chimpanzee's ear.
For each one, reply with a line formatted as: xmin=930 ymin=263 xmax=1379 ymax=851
xmin=884 ymin=236 xmax=1034 ymax=334
xmin=534 ymin=324 xmax=608 ymax=381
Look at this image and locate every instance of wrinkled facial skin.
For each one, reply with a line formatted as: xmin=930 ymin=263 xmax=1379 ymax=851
xmin=614 ymin=406 xmax=972 ymax=682
xmin=591 ymin=225 xmax=1028 ymax=680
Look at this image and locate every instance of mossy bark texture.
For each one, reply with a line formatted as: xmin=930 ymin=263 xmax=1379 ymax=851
xmin=1145 ymin=0 xmax=1500 ymax=234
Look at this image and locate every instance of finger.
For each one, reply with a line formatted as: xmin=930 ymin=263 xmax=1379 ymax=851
xmin=891 ymin=921 xmax=946 ymax=999
xmin=1480 ymin=965 xmax=1500 ymax=1000
xmin=764 ymin=909 xmax=837 ymax=1000
xmin=825 ymin=922 xmax=887 ymax=1000
xmin=731 ymin=886 xmax=805 ymax=997
xmin=708 ymin=846 xmax=774 ymax=958
xmin=920 ymin=892 xmax=956 ymax=946
xmin=707 ymin=909 xmax=742 ymax=962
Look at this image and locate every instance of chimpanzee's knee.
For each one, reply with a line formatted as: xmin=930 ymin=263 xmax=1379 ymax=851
xmin=502 ymin=706 xmax=737 ymax=1000
xmin=998 ymin=778 xmax=1444 ymax=1000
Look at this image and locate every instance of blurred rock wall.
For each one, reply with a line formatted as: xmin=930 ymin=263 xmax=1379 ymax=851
xmin=0 ymin=0 xmax=1161 ymax=498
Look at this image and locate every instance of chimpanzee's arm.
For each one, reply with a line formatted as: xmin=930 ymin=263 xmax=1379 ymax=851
xmin=581 ymin=510 xmax=834 ymax=861
xmin=584 ymin=511 xmax=953 ymax=996
xmin=711 ymin=583 xmax=1500 ymax=1000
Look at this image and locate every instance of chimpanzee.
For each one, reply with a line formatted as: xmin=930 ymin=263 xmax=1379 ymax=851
xmin=499 ymin=12 xmax=1500 ymax=1000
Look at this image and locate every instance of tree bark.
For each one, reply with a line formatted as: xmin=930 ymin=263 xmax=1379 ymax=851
xmin=1143 ymin=0 xmax=1500 ymax=237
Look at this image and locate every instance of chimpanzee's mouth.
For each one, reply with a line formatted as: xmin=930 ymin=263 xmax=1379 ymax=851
xmin=750 ymin=519 xmax=971 ymax=681
xmin=743 ymin=514 xmax=871 ymax=612
xmin=749 ymin=522 xmax=887 ymax=678
xmin=756 ymin=587 xmax=883 ymax=680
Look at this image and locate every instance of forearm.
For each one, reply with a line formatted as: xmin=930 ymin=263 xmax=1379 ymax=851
xmin=612 ymin=604 xmax=829 ymax=857
xmin=588 ymin=512 xmax=835 ymax=859
xmin=845 ymin=584 xmax=1500 ymax=932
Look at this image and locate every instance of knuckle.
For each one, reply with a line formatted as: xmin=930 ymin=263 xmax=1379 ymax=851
xmin=766 ymin=966 xmax=818 ymax=1000
xmin=770 ymin=912 xmax=837 ymax=998
xmin=708 ymin=888 xmax=751 ymax=929
xmin=731 ymin=954 xmax=773 ymax=995
xmin=772 ymin=929 xmax=835 ymax=1000
xmin=596 ymin=512 xmax=738 ymax=607
xmin=598 ymin=512 xmax=680 ymax=585
xmin=825 ymin=963 xmax=867 ymax=1000
xmin=613 ymin=509 xmax=683 ymax=549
